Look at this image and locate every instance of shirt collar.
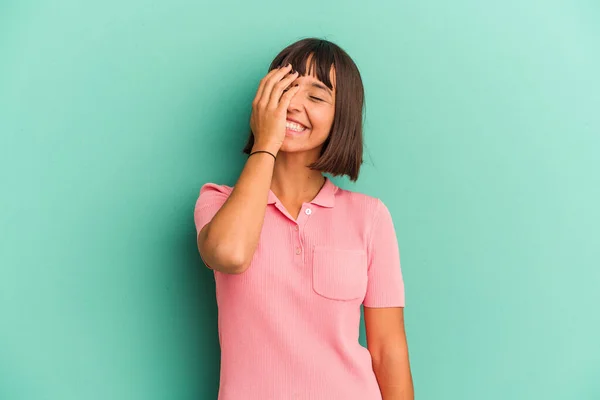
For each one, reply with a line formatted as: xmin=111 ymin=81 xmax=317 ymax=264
xmin=267 ymin=176 xmax=338 ymax=208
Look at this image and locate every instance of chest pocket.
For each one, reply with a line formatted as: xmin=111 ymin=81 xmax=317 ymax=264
xmin=312 ymin=245 xmax=368 ymax=301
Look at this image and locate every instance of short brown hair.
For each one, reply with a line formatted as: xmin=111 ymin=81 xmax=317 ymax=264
xmin=241 ymin=38 xmax=365 ymax=182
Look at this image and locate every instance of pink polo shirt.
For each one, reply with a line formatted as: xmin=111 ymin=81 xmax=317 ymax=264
xmin=194 ymin=176 xmax=405 ymax=400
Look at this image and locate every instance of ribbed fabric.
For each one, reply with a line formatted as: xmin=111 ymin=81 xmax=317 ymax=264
xmin=194 ymin=176 xmax=405 ymax=400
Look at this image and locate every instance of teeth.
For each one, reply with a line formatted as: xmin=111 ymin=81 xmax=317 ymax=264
xmin=286 ymin=121 xmax=306 ymax=132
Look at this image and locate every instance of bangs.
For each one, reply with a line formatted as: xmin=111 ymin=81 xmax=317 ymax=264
xmin=269 ymin=41 xmax=336 ymax=91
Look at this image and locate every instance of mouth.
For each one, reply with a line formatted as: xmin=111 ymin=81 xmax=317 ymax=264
xmin=285 ymin=119 xmax=309 ymax=134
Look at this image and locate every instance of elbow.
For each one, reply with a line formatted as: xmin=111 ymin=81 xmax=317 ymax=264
xmin=369 ymin=344 xmax=407 ymax=368
xmin=215 ymin=248 xmax=249 ymax=274
xmin=200 ymin=233 xmax=250 ymax=274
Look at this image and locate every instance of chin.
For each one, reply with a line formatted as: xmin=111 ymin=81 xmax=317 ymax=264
xmin=280 ymin=132 xmax=328 ymax=153
xmin=279 ymin=143 xmax=322 ymax=155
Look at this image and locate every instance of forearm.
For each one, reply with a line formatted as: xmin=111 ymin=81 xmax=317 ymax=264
xmin=203 ymin=143 xmax=277 ymax=272
xmin=372 ymin=349 xmax=414 ymax=400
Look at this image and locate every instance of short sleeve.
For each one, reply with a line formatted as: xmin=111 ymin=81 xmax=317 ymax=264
xmin=194 ymin=183 xmax=233 ymax=270
xmin=362 ymin=199 xmax=405 ymax=308
xmin=194 ymin=182 xmax=232 ymax=234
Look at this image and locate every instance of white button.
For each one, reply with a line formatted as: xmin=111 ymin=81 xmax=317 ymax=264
xmin=305 ymin=208 xmax=312 ymax=215
xmin=295 ymin=247 xmax=301 ymax=255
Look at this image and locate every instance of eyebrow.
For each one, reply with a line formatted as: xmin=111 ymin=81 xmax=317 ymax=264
xmin=311 ymin=82 xmax=333 ymax=96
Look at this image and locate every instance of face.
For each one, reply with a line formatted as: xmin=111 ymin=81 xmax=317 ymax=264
xmin=280 ymin=57 xmax=336 ymax=154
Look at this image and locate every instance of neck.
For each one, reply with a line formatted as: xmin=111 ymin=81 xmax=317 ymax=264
xmin=271 ymin=167 xmax=325 ymax=204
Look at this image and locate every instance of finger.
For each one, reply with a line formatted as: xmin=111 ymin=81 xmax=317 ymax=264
xmin=253 ymin=67 xmax=282 ymax=107
xmin=258 ymin=64 xmax=293 ymax=108
xmin=258 ymin=64 xmax=292 ymax=105
xmin=277 ymin=84 xmax=301 ymax=111
xmin=268 ymin=70 xmax=299 ymax=108
xmin=253 ymin=66 xmax=285 ymax=106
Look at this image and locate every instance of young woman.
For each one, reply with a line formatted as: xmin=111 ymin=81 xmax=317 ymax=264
xmin=194 ymin=38 xmax=413 ymax=400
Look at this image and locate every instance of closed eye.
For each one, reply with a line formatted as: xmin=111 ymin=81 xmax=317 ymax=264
xmin=310 ymin=96 xmax=324 ymax=102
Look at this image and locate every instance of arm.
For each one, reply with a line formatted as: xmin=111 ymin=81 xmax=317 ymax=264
xmin=197 ymin=149 xmax=276 ymax=274
xmin=196 ymin=64 xmax=300 ymax=274
xmin=362 ymin=199 xmax=412 ymax=398
xmin=364 ymin=306 xmax=414 ymax=400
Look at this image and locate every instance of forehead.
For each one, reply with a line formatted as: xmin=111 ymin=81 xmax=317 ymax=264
xmin=301 ymin=55 xmax=336 ymax=93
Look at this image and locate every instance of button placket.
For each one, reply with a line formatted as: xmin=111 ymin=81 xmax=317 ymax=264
xmin=293 ymin=221 xmax=302 ymax=258
xmin=293 ymin=205 xmax=313 ymax=260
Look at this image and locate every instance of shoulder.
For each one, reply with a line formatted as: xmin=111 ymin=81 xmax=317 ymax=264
xmin=334 ymin=186 xmax=392 ymax=234
xmin=195 ymin=182 xmax=234 ymax=209
xmin=335 ymin=186 xmax=386 ymax=217
xmin=336 ymin=188 xmax=399 ymax=252
xmin=199 ymin=182 xmax=234 ymax=197
xmin=337 ymin=185 xmax=396 ymax=226
xmin=333 ymin=187 xmax=396 ymax=245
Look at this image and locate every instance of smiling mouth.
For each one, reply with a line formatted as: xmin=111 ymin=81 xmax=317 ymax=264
xmin=285 ymin=120 xmax=308 ymax=133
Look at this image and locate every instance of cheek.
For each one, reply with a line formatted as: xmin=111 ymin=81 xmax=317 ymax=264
xmin=308 ymin=106 xmax=335 ymax=130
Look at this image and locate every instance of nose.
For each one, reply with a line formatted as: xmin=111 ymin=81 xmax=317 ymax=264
xmin=286 ymin=85 xmax=302 ymax=113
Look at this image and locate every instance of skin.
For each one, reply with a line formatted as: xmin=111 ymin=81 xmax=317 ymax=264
xmin=252 ymin=54 xmax=336 ymax=219
xmin=365 ymin=307 xmax=415 ymax=399
xmin=197 ymin=55 xmax=413 ymax=399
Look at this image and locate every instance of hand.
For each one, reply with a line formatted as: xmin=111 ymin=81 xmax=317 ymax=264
xmin=249 ymin=64 xmax=300 ymax=155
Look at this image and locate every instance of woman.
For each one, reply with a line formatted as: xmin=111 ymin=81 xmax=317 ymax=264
xmin=194 ymin=38 xmax=414 ymax=400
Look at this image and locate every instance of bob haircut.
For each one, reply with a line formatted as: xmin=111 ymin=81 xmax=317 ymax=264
xmin=242 ymin=38 xmax=365 ymax=182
